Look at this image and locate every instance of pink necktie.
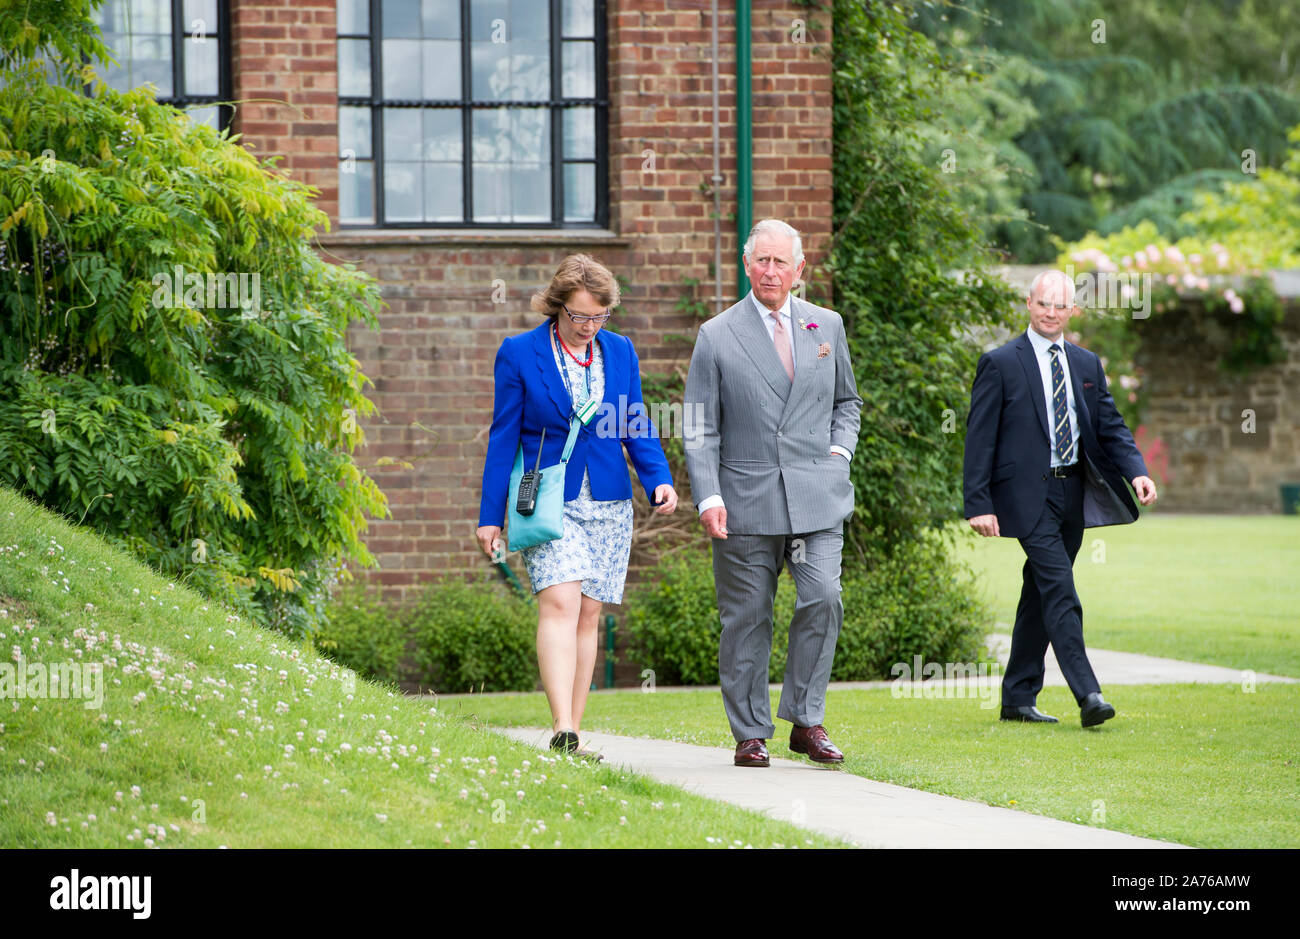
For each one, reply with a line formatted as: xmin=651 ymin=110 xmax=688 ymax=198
xmin=772 ymin=310 xmax=794 ymax=382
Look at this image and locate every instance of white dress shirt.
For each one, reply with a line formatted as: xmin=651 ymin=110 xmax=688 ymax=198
xmin=1025 ymin=326 xmax=1079 ymax=467
xmin=696 ymin=292 xmax=850 ymax=515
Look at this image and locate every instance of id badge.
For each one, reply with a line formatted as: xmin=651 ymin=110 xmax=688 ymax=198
xmin=574 ymin=398 xmax=599 ymax=425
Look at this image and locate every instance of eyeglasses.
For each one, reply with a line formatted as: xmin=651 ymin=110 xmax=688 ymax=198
xmin=563 ymin=304 xmax=612 ymax=325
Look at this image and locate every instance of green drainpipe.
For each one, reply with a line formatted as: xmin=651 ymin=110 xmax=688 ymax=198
xmin=735 ymin=0 xmax=752 ymax=301
xmin=494 ymin=559 xmax=531 ymax=601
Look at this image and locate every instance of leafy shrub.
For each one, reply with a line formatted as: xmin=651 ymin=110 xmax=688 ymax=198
xmin=0 ymin=19 xmax=386 ymax=638
xmin=312 ymin=584 xmax=409 ymax=687
xmin=624 ymin=538 xmax=989 ymax=685
xmin=409 ymin=578 xmax=539 ymax=694
xmin=316 ymin=576 xmax=540 ymax=693
xmin=622 ymin=547 xmax=796 ymax=687
xmin=833 ymin=535 xmax=990 ymax=680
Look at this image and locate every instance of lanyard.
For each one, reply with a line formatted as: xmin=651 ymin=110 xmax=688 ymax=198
xmin=552 ymin=323 xmax=592 ymax=406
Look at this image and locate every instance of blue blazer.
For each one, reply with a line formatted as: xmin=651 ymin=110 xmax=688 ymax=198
xmin=479 ymin=319 xmax=674 ymax=528
xmin=962 ymin=333 xmax=1149 ymax=539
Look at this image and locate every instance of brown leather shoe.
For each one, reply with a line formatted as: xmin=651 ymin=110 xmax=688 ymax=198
xmin=789 ymin=724 xmax=844 ymax=763
xmin=734 ymin=738 xmax=770 ymax=767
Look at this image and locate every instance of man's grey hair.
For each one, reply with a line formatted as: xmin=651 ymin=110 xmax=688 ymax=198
xmin=743 ymin=218 xmax=804 ymax=265
xmin=1027 ymin=268 xmax=1079 ymax=303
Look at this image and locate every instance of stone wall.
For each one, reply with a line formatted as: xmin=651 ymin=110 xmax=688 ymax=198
xmin=1138 ymin=303 xmax=1300 ymax=513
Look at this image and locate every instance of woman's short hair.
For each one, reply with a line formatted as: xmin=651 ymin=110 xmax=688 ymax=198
xmin=531 ymin=254 xmax=620 ymax=318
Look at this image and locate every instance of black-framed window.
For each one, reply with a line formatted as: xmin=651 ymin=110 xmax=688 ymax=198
xmin=337 ymin=0 xmax=607 ymax=228
xmin=94 ymin=0 xmax=232 ymax=131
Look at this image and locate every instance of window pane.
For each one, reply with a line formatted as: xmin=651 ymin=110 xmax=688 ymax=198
xmin=383 ymin=108 xmax=423 ymax=161
xmin=186 ymin=104 xmax=221 ymax=130
xmin=424 ymin=163 xmax=462 ymax=221
xmin=339 ymin=106 xmax=373 ymax=159
xmin=184 ymin=36 xmax=219 ymax=96
xmin=382 ymin=39 xmax=421 ymax=98
xmin=423 ymin=0 xmax=460 ymax=39
xmin=471 ymin=0 xmax=547 ymax=40
xmin=564 ymin=162 xmax=595 ymax=221
xmin=340 ymin=160 xmax=376 ymax=225
xmin=384 ymin=162 xmax=424 ymax=221
xmin=382 ymin=0 xmax=422 ymax=38
xmin=337 ymin=0 xmax=369 ymax=34
xmin=562 ymin=107 xmax=594 ymax=159
xmin=508 ymin=163 xmax=550 ymax=221
xmin=134 ymin=0 xmax=172 ymax=34
xmin=422 ymin=40 xmax=460 ymax=99
xmin=101 ymin=32 xmax=132 ymax=89
xmin=132 ymin=33 xmax=172 ymax=96
xmin=424 ymin=109 xmax=461 ymax=161
xmin=471 ymin=39 xmax=548 ymax=101
xmin=97 ymin=0 xmax=130 ymax=34
xmin=183 ymin=0 xmax=218 ymax=35
xmin=470 ymin=0 xmax=508 ymax=40
xmin=562 ymin=0 xmax=595 ymax=37
xmin=562 ymin=40 xmax=594 ymax=98
xmin=472 ymin=108 xmax=550 ymax=222
xmin=338 ymin=38 xmax=371 ymax=97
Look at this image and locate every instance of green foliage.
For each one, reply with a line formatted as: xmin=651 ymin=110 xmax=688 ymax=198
xmin=622 ymin=548 xmax=792 ymax=686
xmin=311 ymin=583 xmax=409 ymax=686
xmin=409 ymin=578 xmax=539 ymax=693
xmin=0 ymin=0 xmax=111 ymax=86
xmin=316 ymin=576 xmax=541 ymax=693
xmin=623 ymin=538 xmax=989 ymax=686
xmin=829 ymin=0 xmax=1021 ymax=559
xmin=1061 ymin=119 xmax=1296 ymax=426
xmin=0 ymin=23 xmax=387 ymax=638
xmin=911 ymin=0 xmax=1300 ymax=260
xmin=831 ymin=535 xmax=990 ymax=680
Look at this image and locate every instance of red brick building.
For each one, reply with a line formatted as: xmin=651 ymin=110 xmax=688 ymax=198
xmin=96 ymin=1 xmax=835 ymax=617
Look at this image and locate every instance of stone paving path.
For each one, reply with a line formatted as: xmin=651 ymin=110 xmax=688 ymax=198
xmin=484 ymin=639 xmax=1294 ymax=848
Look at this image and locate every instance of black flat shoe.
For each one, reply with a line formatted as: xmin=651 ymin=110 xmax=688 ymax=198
xmin=1080 ymin=692 xmax=1116 ymax=728
xmin=1000 ymin=704 xmax=1059 ymax=723
xmin=549 ymin=730 xmax=579 ymax=753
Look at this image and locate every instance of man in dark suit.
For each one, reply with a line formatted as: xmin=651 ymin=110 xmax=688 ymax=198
xmin=963 ymin=270 xmax=1157 ymax=728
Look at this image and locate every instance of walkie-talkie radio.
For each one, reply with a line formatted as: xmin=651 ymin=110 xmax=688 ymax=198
xmin=514 ymin=428 xmax=546 ymax=516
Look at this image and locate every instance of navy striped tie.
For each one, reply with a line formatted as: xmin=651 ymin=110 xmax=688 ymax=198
xmin=1049 ymin=344 xmax=1074 ymax=463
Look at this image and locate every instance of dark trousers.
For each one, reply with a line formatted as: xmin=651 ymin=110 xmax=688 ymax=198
xmin=1001 ymin=473 xmax=1102 ymax=707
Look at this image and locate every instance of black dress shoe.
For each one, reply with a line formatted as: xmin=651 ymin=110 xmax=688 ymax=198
xmin=549 ymin=730 xmax=579 ymax=753
xmin=1080 ymin=692 xmax=1116 ymax=727
xmin=1000 ymin=704 xmax=1059 ymax=723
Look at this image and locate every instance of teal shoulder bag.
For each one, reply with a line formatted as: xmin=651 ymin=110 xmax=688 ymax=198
xmin=506 ymin=416 xmax=582 ymax=552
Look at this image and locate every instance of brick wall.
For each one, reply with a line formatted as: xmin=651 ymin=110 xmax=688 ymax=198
xmin=231 ymin=0 xmax=338 ymax=222
xmin=311 ymin=2 xmax=835 ymax=615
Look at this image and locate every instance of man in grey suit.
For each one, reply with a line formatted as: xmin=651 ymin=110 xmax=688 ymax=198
xmin=684 ymin=219 xmax=863 ymax=767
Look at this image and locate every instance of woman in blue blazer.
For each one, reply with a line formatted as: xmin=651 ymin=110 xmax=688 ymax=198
xmin=476 ymin=255 xmax=677 ymax=756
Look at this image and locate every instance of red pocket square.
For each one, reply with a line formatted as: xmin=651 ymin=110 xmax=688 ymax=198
xmin=817 ymin=342 xmax=831 ymax=358
xmin=1083 ymin=381 xmax=1095 ymax=388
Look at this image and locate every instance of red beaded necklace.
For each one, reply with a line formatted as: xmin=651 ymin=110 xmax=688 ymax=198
xmin=555 ymin=323 xmax=593 ymax=367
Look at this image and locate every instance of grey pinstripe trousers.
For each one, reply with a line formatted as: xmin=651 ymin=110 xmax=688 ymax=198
xmin=712 ymin=523 xmax=844 ymax=742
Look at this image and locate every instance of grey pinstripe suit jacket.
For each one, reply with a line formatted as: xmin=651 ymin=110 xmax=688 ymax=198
xmin=683 ymin=292 xmax=863 ymax=535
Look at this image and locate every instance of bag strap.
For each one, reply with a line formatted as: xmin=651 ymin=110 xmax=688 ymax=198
xmin=560 ymin=415 xmax=582 ymax=463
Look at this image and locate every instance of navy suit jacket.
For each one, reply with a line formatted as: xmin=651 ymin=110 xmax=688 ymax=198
xmin=962 ymin=332 xmax=1149 ymax=539
xmin=478 ymin=319 xmax=674 ymax=529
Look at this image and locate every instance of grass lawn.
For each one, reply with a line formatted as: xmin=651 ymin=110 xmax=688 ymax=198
xmin=952 ymin=514 xmax=1300 ymax=677
xmin=0 ymin=488 xmax=844 ymax=848
xmin=449 ymin=682 xmax=1300 ymax=848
